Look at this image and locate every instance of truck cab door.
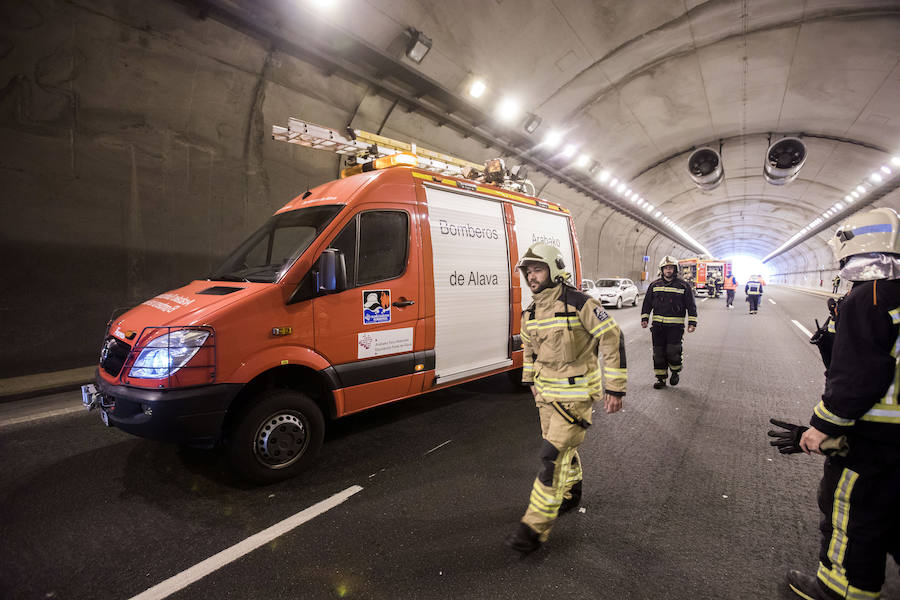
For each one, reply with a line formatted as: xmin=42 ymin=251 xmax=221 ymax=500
xmin=312 ymin=207 xmax=421 ymax=414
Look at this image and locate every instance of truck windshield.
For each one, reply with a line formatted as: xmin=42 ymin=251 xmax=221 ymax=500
xmin=210 ymin=205 xmax=342 ymax=283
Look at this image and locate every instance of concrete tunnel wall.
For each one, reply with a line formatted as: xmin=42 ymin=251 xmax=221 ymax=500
xmin=15 ymin=0 xmax=873 ymax=379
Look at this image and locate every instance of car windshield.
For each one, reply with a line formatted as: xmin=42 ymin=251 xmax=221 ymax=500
xmin=595 ymin=279 xmax=620 ymax=288
xmin=210 ymin=205 xmax=342 ymax=283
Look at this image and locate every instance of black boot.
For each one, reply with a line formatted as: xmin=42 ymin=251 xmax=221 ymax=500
xmin=504 ymin=523 xmax=542 ymax=555
xmin=559 ymin=481 xmax=582 ymax=514
xmin=653 ymin=377 xmax=667 ymax=389
xmin=669 ymin=372 xmax=680 ymax=386
xmin=786 ymin=570 xmax=839 ymax=600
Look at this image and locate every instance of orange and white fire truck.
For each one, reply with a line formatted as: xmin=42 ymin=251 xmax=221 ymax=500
xmin=81 ymin=118 xmax=582 ymax=483
xmin=678 ymin=257 xmax=732 ymax=297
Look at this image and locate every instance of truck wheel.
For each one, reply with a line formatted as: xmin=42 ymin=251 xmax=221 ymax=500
xmin=616 ymin=296 xmax=623 ymax=309
xmin=226 ymin=389 xmax=325 ymax=484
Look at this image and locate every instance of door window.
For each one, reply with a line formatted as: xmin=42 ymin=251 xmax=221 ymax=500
xmin=328 ymin=210 xmax=409 ymax=288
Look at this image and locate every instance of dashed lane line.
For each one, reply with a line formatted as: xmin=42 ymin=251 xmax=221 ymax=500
xmin=791 ymin=320 xmax=813 ymax=337
xmin=129 ymin=485 xmax=364 ymax=600
xmin=769 ymin=298 xmax=776 ymax=304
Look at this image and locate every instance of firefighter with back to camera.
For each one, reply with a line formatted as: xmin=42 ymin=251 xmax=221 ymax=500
xmin=640 ymin=256 xmax=698 ymax=389
xmin=504 ymin=242 xmax=627 ymax=555
xmin=783 ymin=207 xmax=900 ymax=600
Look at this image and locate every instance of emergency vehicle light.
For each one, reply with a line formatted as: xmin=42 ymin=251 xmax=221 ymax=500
xmin=339 ymin=153 xmax=417 ymax=178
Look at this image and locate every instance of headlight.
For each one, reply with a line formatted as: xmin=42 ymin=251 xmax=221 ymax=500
xmin=129 ymin=329 xmax=210 ymax=379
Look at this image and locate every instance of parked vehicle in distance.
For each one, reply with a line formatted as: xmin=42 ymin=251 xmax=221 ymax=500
xmin=581 ymin=279 xmax=595 ymax=293
xmin=592 ymin=278 xmax=639 ymax=308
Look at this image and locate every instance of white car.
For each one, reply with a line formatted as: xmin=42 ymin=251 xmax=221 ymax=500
xmin=581 ymin=279 xmax=596 ymax=294
xmin=592 ymin=278 xmax=639 ymax=308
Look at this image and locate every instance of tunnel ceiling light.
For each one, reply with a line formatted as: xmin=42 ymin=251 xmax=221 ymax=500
xmin=598 ymin=170 xmax=610 ymax=183
xmin=870 ymin=172 xmax=883 ymax=184
xmin=405 ymin=29 xmax=432 ymax=63
xmin=834 ymin=202 xmax=843 ymax=210
xmin=496 ymin=97 xmax=521 ymax=124
xmin=575 ymin=154 xmax=590 ymax=168
xmin=616 ymin=182 xmax=626 ymax=194
xmin=468 ymin=79 xmax=486 ymax=99
xmin=856 ymin=185 xmax=866 ymax=194
xmin=881 ymin=165 xmax=892 ymax=175
xmin=609 ymin=177 xmax=618 ymax=187
xmin=655 ymin=210 xmax=662 ymax=218
xmin=523 ymin=113 xmax=542 ymax=134
xmin=844 ymin=195 xmax=853 ymax=203
xmin=892 ymin=156 xmax=900 ymax=167
xmin=543 ymin=130 xmax=563 ymax=148
xmin=625 ymin=188 xmax=632 ymax=197
xmin=851 ymin=190 xmax=860 ymax=198
xmin=561 ymin=144 xmax=577 ymax=158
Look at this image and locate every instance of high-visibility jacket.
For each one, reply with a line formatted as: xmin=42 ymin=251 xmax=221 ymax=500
xmin=723 ymin=275 xmax=738 ymax=290
xmin=521 ymin=283 xmax=626 ymax=400
xmin=810 ymin=278 xmax=900 ymax=446
xmin=640 ymin=276 xmax=698 ymax=327
xmin=746 ymin=281 xmax=763 ymax=295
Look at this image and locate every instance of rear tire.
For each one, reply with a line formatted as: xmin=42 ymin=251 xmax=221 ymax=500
xmin=226 ymin=389 xmax=325 ymax=484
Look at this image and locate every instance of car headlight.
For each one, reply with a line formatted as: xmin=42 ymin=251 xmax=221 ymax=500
xmin=129 ymin=329 xmax=210 ymax=378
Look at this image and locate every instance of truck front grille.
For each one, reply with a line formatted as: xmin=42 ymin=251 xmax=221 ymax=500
xmin=100 ymin=336 xmax=131 ymax=377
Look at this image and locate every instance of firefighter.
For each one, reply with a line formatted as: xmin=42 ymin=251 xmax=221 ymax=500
xmin=504 ymin=242 xmax=627 ymax=555
xmin=641 ymin=256 xmax=697 ymax=389
xmin=745 ymin=276 xmax=763 ymax=314
xmin=723 ymin=273 xmax=738 ymax=308
xmin=832 ymin=274 xmax=841 ymax=294
xmin=786 ymin=207 xmax=900 ymax=600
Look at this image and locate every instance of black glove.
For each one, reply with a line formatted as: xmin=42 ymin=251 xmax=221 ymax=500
xmin=767 ymin=418 xmax=808 ymax=454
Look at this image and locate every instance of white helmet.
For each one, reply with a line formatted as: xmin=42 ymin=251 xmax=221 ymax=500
xmin=517 ymin=242 xmax=569 ymax=284
xmin=658 ymin=255 xmax=678 ymax=271
xmin=830 ymin=207 xmax=900 ymax=262
xmin=365 ymin=293 xmax=379 ymax=305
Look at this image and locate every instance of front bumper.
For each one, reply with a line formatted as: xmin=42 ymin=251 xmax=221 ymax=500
xmin=84 ymin=373 xmax=242 ymax=447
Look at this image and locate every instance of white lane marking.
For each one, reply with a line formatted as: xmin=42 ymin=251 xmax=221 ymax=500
xmin=0 ymin=405 xmax=85 ymax=428
xmin=768 ymin=298 xmax=776 ymax=305
xmin=792 ymin=320 xmax=813 ymax=337
xmin=129 ymin=485 xmax=364 ymax=600
xmin=701 ymin=297 xmax=708 ymax=302
xmin=425 ymin=439 xmax=453 ymax=455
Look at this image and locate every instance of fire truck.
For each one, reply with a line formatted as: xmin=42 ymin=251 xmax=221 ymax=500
xmin=81 ymin=118 xmax=582 ymax=483
xmin=678 ymin=258 xmax=732 ymax=297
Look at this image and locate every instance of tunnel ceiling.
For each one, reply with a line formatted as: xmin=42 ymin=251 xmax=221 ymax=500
xmin=213 ymin=0 xmax=900 ymax=262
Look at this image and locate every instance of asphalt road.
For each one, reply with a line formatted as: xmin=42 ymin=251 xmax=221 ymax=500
xmin=1 ymin=286 xmax=898 ymax=600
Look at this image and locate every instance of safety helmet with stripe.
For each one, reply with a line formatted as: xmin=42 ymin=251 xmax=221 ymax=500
xmin=658 ymin=255 xmax=679 ymax=271
xmin=517 ymin=242 xmax=568 ymax=284
xmin=830 ymin=207 xmax=900 ymax=262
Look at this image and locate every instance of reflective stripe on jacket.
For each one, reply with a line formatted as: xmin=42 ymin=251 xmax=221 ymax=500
xmin=640 ymin=277 xmax=698 ymax=327
xmin=521 ymin=283 xmax=626 ymax=399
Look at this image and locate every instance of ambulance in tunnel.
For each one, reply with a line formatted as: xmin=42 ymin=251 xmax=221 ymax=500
xmin=82 ymin=121 xmax=583 ymax=483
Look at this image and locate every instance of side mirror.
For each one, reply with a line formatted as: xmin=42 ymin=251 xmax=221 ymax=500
xmin=316 ymin=248 xmax=347 ymax=293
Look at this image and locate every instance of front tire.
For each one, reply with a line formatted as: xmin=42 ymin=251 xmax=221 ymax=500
xmin=226 ymin=389 xmax=325 ymax=484
xmin=616 ymin=296 xmax=623 ymax=309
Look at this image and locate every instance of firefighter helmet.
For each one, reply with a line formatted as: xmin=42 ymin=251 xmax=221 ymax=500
xmin=517 ymin=242 xmax=569 ymax=284
xmin=658 ymin=255 xmax=678 ymax=271
xmin=830 ymin=207 xmax=900 ymax=262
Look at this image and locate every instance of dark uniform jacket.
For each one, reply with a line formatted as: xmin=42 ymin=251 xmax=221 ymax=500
xmin=640 ymin=276 xmax=698 ymax=328
xmin=810 ymin=278 xmax=900 ymax=446
xmin=745 ymin=280 xmax=763 ymax=295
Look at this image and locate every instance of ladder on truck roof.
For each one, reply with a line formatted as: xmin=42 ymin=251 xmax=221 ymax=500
xmin=272 ymin=117 xmax=483 ymax=178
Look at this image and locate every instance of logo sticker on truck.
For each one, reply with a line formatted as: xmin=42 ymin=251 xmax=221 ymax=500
xmin=363 ymin=290 xmax=391 ymax=324
xmin=358 ymin=327 xmax=413 ymax=359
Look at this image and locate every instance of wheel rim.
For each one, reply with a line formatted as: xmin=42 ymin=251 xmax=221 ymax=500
xmin=253 ymin=411 xmax=310 ymax=469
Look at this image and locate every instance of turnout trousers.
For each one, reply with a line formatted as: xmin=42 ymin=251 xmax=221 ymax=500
xmin=521 ymin=396 xmax=591 ymax=541
xmin=726 ymin=289 xmax=735 ymax=306
xmin=748 ymin=295 xmax=761 ymax=312
xmin=816 ymin=438 xmax=900 ymax=599
xmin=650 ymin=325 xmax=684 ymax=378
